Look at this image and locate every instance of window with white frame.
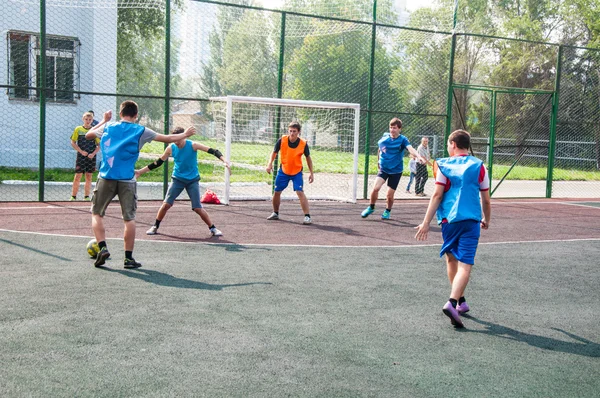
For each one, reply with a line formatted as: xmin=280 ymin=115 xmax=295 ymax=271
xmin=7 ymin=31 xmax=80 ymax=102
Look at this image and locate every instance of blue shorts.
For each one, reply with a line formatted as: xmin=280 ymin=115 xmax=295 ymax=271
xmin=274 ymin=169 xmax=304 ymax=192
xmin=165 ymin=177 xmax=202 ymax=209
xmin=440 ymin=220 xmax=481 ymax=265
xmin=377 ymin=170 xmax=402 ymax=191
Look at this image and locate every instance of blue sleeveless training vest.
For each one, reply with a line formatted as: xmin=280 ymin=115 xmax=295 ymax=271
xmin=171 ymin=140 xmax=200 ymax=181
xmin=435 ymin=156 xmax=483 ymax=224
xmin=99 ymin=121 xmax=146 ymax=180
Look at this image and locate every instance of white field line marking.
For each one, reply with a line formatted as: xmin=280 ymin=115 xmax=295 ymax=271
xmin=1 ymin=199 xmax=599 ymax=212
xmin=1 ymin=228 xmax=599 ymax=249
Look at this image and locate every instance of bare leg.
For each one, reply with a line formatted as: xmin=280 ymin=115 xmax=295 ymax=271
xmin=450 ymin=262 xmax=472 ymax=300
xmin=296 ymin=190 xmax=310 ymax=214
xmin=272 ymin=191 xmax=282 ymax=213
xmin=446 ymin=252 xmax=459 ymax=285
xmin=156 ymin=202 xmax=172 ymax=221
xmin=84 ymin=173 xmax=93 ymax=197
xmin=386 ymin=188 xmax=396 ymax=210
xmin=369 ymin=177 xmax=386 ymax=205
xmin=123 ymin=220 xmax=136 ymax=251
xmin=92 ymin=214 xmax=106 ymax=242
xmin=72 ymin=173 xmax=83 ymax=197
xmin=194 ymin=207 xmax=213 ymax=227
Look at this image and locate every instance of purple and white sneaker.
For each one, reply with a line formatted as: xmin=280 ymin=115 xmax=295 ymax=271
xmin=457 ymin=302 xmax=470 ymax=314
xmin=442 ymin=301 xmax=464 ymax=328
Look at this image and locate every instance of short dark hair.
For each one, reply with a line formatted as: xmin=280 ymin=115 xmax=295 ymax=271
xmin=448 ymin=129 xmax=471 ymax=149
xmin=389 ymin=118 xmax=402 ymax=129
xmin=172 ymin=127 xmax=185 ymax=135
xmin=288 ymin=121 xmax=301 ymax=131
xmin=119 ymin=100 xmax=138 ymax=118
xmin=88 ymin=110 xmax=95 ymax=115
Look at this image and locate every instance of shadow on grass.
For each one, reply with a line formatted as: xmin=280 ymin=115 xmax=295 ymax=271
xmin=462 ymin=315 xmax=600 ymax=358
xmin=223 ymin=244 xmax=271 ymax=252
xmin=0 ymin=238 xmax=72 ymax=261
xmin=101 ymin=267 xmax=272 ymax=290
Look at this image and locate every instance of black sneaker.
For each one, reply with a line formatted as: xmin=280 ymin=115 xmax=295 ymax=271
xmin=124 ymin=258 xmax=142 ymax=269
xmin=94 ymin=247 xmax=110 ymax=267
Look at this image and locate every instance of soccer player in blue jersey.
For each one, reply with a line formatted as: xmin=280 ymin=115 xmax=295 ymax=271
xmin=135 ymin=127 xmax=230 ymax=237
xmin=361 ymin=118 xmax=427 ymax=219
xmin=85 ymin=101 xmax=196 ymax=269
xmin=415 ymin=129 xmax=492 ymax=328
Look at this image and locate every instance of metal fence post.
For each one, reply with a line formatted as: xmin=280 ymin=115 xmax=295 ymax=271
xmin=443 ymin=34 xmax=457 ymax=157
xmin=489 ymin=90 xmax=497 ymax=192
xmin=272 ymin=11 xmax=286 ymax=193
xmin=363 ymin=0 xmax=377 ymax=199
xmin=162 ymin=0 xmax=172 ymax=198
xmin=38 ymin=0 xmax=47 ymax=201
xmin=546 ymin=45 xmax=563 ymax=198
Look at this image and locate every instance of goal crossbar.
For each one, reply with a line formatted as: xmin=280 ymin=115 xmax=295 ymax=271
xmin=210 ymin=96 xmax=361 ymax=110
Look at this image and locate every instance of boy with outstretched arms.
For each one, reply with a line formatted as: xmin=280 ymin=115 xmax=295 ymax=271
xmin=266 ymin=121 xmax=314 ymax=225
xmin=415 ymin=129 xmax=491 ymax=328
xmin=361 ymin=118 xmax=426 ymax=219
xmin=136 ymin=127 xmax=230 ymax=237
xmin=85 ymin=101 xmax=196 ymax=269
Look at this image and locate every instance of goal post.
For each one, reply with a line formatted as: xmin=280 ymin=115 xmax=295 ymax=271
xmin=210 ymin=96 xmax=361 ymax=204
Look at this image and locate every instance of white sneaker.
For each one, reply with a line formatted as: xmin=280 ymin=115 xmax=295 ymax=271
xmin=146 ymin=226 xmax=158 ymax=235
xmin=210 ymin=227 xmax=223 ymax=236
xmin=267 ymin=212 xmax=279 ymax=220
xmin=303 ymin=216 xmax=312 ymax=225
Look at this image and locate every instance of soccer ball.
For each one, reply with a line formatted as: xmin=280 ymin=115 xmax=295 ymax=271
xmin=86 ymin=239 xmax=100 ymax=259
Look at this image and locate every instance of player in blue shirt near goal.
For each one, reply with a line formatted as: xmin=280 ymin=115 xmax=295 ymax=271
xmin=361 ymin=118 xmax=427 ymax=219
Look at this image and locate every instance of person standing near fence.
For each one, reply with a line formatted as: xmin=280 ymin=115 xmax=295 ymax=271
xmin=414 ymin=129 xmax=491 ymax=328
xmin=70 ymin=112 xmax=99 ymax=201
xmin=415 ymin=137 xmax=432 ymax=197
xmin=405 ymin=155 xmax=417 ymax=194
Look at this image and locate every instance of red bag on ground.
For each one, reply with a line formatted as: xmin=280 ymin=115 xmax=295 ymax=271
xmin=201 ymin=189 xmax=221 ymax=204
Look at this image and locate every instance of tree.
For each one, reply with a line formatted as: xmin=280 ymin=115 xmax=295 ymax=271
xmin=117 ymin=5 xmax=182 ymax=128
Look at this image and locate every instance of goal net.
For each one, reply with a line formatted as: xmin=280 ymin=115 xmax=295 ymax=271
xmin=209 ymin=96 xmax=361 ymax=204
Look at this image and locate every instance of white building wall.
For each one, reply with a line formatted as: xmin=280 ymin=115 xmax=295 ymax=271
xmin=0 ymin=2 xmax=117 ymax=169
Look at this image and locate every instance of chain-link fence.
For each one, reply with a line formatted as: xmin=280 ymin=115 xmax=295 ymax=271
xmin=1 ymin=0 xmax=599 ymax=202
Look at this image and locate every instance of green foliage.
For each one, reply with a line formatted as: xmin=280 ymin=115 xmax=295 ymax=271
xmin=117 ymin=4 xmax=182 ymax=127
xmin=218 ymin=11 xmax=278 ymax=97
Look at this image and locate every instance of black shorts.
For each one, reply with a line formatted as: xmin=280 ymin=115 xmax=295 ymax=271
xmin=377 ymin=170 xmax=402 ymax=190
xmin=75 ymin=154 xmax=96 ymax=173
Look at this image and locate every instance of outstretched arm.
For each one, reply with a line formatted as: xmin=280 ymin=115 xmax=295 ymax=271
xmin=135 ymin=146 xmax=172 ymax=179
xmin=192 ymin=142 xmax=231 ymax=174
xmin=154 ymin=126 xmax=196 ymax=144
xmin=407 ymin=145 xmax=427 ymax=165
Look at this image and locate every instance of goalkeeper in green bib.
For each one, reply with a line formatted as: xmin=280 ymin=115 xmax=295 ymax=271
xmin=136 ymin=127 xmax=231 ymax=237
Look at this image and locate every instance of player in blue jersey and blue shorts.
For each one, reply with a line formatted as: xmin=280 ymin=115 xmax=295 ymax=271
xmin=361 ymin=118 xmax=427 ymax=220
xmin=135 ymin=127 xmax=230 ymax=237
xmin=85 ymin=101 xmax=197 ymax=269
xmin=415 ymin=129 xmax=492 ymax=328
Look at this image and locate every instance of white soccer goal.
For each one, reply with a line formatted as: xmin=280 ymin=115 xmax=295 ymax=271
xmin=209 ymin=96 xmax=361 ymax=204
